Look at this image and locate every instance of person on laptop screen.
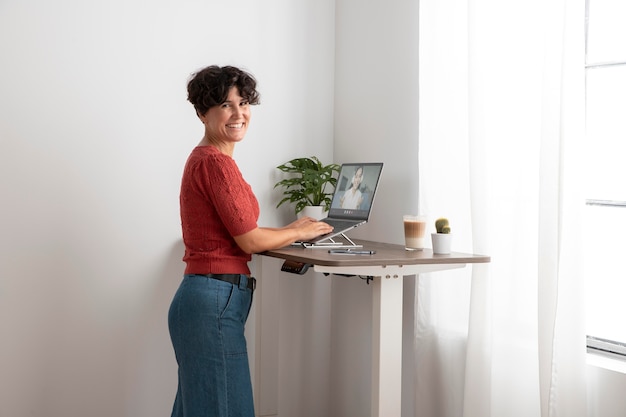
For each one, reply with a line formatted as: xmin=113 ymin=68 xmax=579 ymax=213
xmin=339 ymin=165 xmax=364 ymax=209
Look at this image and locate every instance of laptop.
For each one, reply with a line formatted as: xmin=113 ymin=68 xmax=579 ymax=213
xmin=301 ymin=162 xmax=384 ymax=245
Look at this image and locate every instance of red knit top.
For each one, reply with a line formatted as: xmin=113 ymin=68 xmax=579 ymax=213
xmin=180 ymin=146 xmax=259 ymax=275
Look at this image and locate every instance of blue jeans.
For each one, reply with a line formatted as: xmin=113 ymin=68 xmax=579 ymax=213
xmin=168 ymin=274 xmax=255 ymax=417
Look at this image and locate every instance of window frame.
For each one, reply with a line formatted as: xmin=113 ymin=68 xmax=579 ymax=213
xmin=584 ymin=0 xmax=626 ymax=357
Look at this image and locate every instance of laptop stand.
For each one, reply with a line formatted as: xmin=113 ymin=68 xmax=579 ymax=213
xmin=300 ymin=233 xmax=363 ymax=249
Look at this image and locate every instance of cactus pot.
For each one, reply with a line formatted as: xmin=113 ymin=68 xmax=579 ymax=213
xmin=431 ymin=233 xmax=452 ymax=254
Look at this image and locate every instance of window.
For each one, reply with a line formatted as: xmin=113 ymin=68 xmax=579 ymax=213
xmin=584 ymin=0 xmax=626 ymax=356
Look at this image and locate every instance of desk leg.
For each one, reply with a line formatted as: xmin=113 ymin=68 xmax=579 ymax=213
xmin=371 ymin=274 xmax=403 ymax=417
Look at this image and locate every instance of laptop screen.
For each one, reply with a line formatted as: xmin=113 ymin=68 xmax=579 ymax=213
xmin=328 ymin=162 xmax=384 ymax=220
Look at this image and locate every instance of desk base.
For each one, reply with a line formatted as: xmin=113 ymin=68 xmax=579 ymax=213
xmin=315 ymin=263 xmax=465 ymax=417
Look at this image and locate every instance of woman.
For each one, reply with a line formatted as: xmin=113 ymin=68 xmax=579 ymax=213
xmin=168 ymin=65 xmax=333 ymax=417
xmin=339 ymin=166 xmax=364 ymax=209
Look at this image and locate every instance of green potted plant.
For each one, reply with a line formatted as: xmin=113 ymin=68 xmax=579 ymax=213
xmin=431 ymin=217 xmax=452 ymax=254
xmin=274 ymin=156 xmax=340 ymax=218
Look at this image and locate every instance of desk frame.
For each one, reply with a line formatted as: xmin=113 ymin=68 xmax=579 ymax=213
xmin=261 ymin=240 xmax=489 ymax=417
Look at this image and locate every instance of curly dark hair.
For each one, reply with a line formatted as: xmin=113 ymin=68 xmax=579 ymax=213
xmin=187 ymin=65 xmax=261 ymax=116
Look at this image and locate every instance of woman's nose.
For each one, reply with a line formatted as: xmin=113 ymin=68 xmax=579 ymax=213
xmin=233 ymin=106 xmax=247 ymax=118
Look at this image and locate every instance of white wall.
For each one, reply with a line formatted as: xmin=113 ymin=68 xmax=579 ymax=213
xmin=0 ymin=1 xmax=335 ymax=416
xmin=587 ymin=363 xmax=626 ymax=417
xmin=332 ymin=0 xmax=421 ymax=416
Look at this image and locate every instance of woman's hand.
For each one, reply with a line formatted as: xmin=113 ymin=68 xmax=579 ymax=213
xmin=290 ymin=217 xmax=333 ymax=242
xmin=283 ymin=216 xmax=320 ymax=229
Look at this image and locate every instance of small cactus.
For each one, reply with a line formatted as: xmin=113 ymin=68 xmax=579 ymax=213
xmin=435 ymin=217 xmax=451 ymax=234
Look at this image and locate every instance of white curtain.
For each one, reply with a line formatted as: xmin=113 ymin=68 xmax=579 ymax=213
xmin=416 ymin=0 xmax=587 ymax=416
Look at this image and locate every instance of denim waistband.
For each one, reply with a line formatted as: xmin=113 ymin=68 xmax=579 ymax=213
xmin=190 ymin=273 xmax=256 ymax=291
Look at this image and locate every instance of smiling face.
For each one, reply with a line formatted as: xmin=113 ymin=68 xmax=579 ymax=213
xmin=199 ymin=86 xmax=250 ymax=149
xmin=352 ymin=167 xmax=363 ymax=188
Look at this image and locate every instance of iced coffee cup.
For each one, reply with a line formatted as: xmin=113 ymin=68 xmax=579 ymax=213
xmin=403 ymin=215 xmax=427 ymax=250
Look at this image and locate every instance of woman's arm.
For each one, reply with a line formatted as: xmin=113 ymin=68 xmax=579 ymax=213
xmin=233 ymin=217 xmax=333 ymax=254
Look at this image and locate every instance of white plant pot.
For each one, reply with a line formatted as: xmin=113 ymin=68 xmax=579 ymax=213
xmin=298 ymin=205 xmax=327 ymax=220
xmin=431 ymin=233 xmax=452 ymax=254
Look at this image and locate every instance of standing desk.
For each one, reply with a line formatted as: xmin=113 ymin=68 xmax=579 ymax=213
xmin=261 ymin=239 xmax=490 ymax=417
